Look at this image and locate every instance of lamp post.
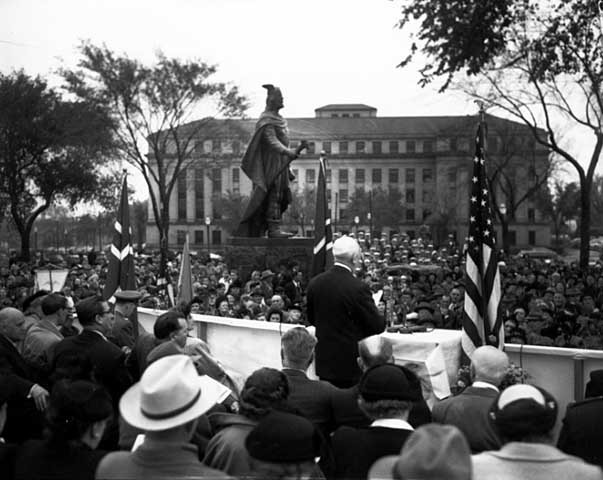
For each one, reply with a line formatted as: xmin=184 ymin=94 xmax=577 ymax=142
xmin=205 ymin=216 xmax=211 ymax=261
xmin=300 ymin=212 xmax=305 ymax=237
xmin=34 ymin=227 xmax=38 ymax=252
xmin=499 ymin=202 xmax=508 ymax=256
xmin=368 ymin=189 xmax=373 ymax=238
xmin=354 ymin=215 xmax=359 ymax=238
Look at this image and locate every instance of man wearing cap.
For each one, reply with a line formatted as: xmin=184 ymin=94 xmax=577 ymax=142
xmin=472 ymin=384 xmax=602 ymax=479
xmin=330 ymin=364 xmax=420 ymax=479
xmin=96 ymin=355 xmax=232 ymax=479
xmin=307 ymin=236 xmax=385 ymax=388
xmin=110 ymin=290 xmax=142 ymax=350
xmin=433 ymin=346 xmax=508 ymax=453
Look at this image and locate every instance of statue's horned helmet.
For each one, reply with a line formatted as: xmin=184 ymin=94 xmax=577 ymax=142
xmin=262 ymin=84 xmax=283 ymax=109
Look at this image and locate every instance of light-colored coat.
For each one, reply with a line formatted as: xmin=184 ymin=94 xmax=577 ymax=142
xmin=472 ymin=442 xmax=603 ymax=480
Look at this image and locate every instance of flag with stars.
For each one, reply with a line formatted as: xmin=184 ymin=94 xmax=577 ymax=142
xmin=461 ymin=122 xmax=504 ymax=360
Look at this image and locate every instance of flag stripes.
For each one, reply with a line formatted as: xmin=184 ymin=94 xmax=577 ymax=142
xmin=461 ymin=121 xmax=504 ymax=360
xmin=177 ymin=234 xmax=193 ymax=305
xmin=102 ymin=173 xmax=136 ymax=300
xmin=311 ymin=154 xmax=333 ymax=277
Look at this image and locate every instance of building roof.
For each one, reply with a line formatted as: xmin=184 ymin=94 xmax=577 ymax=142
xmin=314 ymin=104 xmax=377 ymax=111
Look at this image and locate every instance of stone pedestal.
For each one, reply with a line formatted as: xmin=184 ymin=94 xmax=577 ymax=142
xmin=225 ymin=237 xmax=314 ymax=280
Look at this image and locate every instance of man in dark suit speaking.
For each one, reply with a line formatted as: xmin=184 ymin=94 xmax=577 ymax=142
xmin=307 ymin=235 xmax=385 ymax=388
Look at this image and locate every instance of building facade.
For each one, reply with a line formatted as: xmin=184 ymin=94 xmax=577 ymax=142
xmin=146 ymin=105 xmax=551 ymax=250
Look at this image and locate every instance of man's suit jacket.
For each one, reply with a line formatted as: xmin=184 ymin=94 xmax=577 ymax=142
xmin=472 ymin=442 xmax=603 ymax=480
xmin=52 ymin=329 xmax=132 ymax=404
xmin=0 ymin=335 xmax=45 ymax=443
xmin=331 ymin=384 xmax=432 ymax=429
xmin=558 ymin=396 xmax=603 ymax=467
xmin=282 ymin=368 xmax=339 ymax=435
xmin=307 ymin=265 xmax=385 ymax=384
xmin=330 ymin=425 xmax=413 ymax=480
xmin=432 ymin=386 xmax=501 ymax=453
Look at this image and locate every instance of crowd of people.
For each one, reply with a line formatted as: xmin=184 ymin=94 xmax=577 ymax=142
xmin=2 ymin=230 xmax=603 ymax=350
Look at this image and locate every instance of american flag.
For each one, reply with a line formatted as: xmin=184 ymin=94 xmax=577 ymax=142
xmin=311 ymin=153 xmax=333 ymax=277
xmin=177 ymin=234 xmax=193 ymax=305
xmin=102 ymin=172 xmax=136 ymax=301
xmin=461 ymin=121 xmax=504 ymax=359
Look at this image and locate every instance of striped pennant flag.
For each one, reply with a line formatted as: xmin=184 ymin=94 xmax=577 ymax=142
xmin=311 ymin=152 xmax=333 ymax=277
xmin=102 ymin=172 xmax=136 ymax=301
xmin=177 ymin=234 xmax=193 ymax=305
xmin=461 ymin=118 xmax=504 ymax=360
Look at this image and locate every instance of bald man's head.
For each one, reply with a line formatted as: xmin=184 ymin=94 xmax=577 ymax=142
xmin=470 ymin=346 xmax=509 ymax=386
xmin=358 ymin=335 xmax=394 ymax=371
xmin=0 ymin=307 xmax=26 ymax=343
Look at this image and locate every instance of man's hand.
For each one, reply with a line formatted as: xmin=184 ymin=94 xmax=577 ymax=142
xmin=29 ymin=384 xmax=49 ymax=411
xmin=296 ymin=140 xmax=309 ymax=155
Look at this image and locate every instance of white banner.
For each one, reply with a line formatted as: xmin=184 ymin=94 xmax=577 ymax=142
xmin=35 ymin=269 xmax=69 ymax=293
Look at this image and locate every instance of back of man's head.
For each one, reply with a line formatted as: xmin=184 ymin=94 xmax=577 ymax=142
xmin=41 ymin=293 xmax=68 ymax=316
xmin=470 ymin=346 xmax=509 ymax=386
xmin=154 ymin=311 xmax=185 ymax=341
xmin=333 ymin=236 xmax=361 ymax=265
xmin=75 ymin=295 xmax=105 ymax=327
xmin=23 ymin=290 xmax=49 ymax=314
xmin=281 ymin=327 xmax=316 ymax=369
xmin=358 ymin=335 xmax=394 ymax=372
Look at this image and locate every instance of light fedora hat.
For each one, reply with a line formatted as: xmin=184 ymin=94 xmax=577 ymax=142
xmin=120 ymin=354 xmax=229 ymax=431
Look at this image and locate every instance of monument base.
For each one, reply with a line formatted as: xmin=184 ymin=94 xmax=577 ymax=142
xmin=225 ymin=237 xmax=314 ymax=281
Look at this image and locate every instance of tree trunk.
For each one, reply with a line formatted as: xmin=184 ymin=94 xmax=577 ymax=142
xmin=579 ymin=181 xmax=591 ymax=270
xmin=19 ymin=225 xmax=31 ymax=262
xmin=158 ymin=211 xmax=170 ymax=280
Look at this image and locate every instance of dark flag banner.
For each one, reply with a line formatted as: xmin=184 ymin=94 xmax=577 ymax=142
xmin=102 ymin=172 xmax=136 ymax=301
xmin=177 ymin=234 xmax=193 ymax=305
xmin=461 ymin=118 xmax=504 ymax=360
xmin=311 ymin=153 xmax=333 ymax=277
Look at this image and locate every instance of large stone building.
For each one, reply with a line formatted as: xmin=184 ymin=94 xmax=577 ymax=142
xmin=146 ymin=105 xmax=551 ymax=250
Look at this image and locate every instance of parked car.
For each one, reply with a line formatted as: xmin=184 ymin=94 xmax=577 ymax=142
xmin=515 ymin=247 xmax=562 ymax=264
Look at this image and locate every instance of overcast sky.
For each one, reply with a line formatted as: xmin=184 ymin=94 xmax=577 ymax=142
xmin=0 ymin=0 xmax=585 ymax=199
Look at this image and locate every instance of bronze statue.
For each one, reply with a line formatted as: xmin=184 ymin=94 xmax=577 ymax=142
xmin=236 ymin=84 xmax=307 ymax=238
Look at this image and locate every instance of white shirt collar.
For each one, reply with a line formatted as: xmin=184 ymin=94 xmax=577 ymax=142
xmin=472 ymin=381 xmax=500 ymax=392
xmin=370 ymin=419 xmax=414 ymax=430
xmin=334 ymin=262 xmax=352 ymax=273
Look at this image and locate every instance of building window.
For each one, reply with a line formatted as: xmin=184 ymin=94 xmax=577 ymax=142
xmin=389 ymin=141 xmax=399 ymax=153
xmin=322 ymin=141 xmax=331 ymax=154
xmin=176 ymin=230 xmax=187 ymax=245
xmin=423 ymin=168 xmax=433 ymax=183
xmin=372 ymin=169 xmax=382 ymax=184
xmin=509 ymin=230 xmax=517 ymax=246
xmin=211 ymin=168 xmax=221 ymax=194
xmin=339 ymin=189 xmax=349 ymax=203
xmin=342 ymin=113 xmax=350 ymax=118
xmin=232 ymin=140 xmax=240 ymax=155
xmin=528 ymin=208 xmax=535 ymax=222
xmin=450 ymin=137 xmax=457 ymax=152
xmin=372 ymin=141 xmax=382 ymax=154
xmin=212 ymin=140 xmax=221 ymax=153
xmin=292 ymin=169 xmax=299 ymax=181
xmin=306 ymin=169 xmax=316 ymax=185
xmin=406 ymin=209 xmax=415 ymax=222
xmin=326 ymin=169 xmax=331 ymax=184
xmin=194 ymin=230 xmax=204 ymax=245
xmin=406 ymin=140 xmax=416 ymax=153
xmin=388 ymin=169 xmax=399 ymax=184
xmin=339 ymin=208 xmax=348 ymax=219
xmin=339 ymin=169 xmax=348 ymax=184
xmin=331 ymin=113 xmax=338 ymax=118
xmin=194 ymin=140 xmax=205 ymax=154
xmin=422 ymin=189 xmax=431 ymax=204
xmin=355 ymin=168 xmax=365 ymax=184
xmin=406 ymin=168 xmax=415 ymax=184
xmin=232 ymin=167 xmax=240 ymax=184
xmin=448 ymin=167 xmax=457 ymax=184
xmin=423 ymin=209 xmax=432 ymax=221
xmin=356 ymin=141 xmax=365 ymax=153
xmin=195 ymin=168 xmax=204 ymax=220
xmin=339 ymin=141 xmax=348 ymax=154
xmin=307 ymin=142 xmax=316 ymax=154
xmin=353 ymin=113 xmax=360 ymax=118
xmin=423 ymin=140 xmax=433 ymax=153
xmin=212 ymin=230 xmax=222 ymax=245
xmin=528 ymin=230 xmax=536 ymax=245
xmin=177 ymin=169 xmax=187 ymax=221
xmin=406 ymin=188 xmax=415 ymax=204
xmin=327 ymin=188 xmax=332 ymax=203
